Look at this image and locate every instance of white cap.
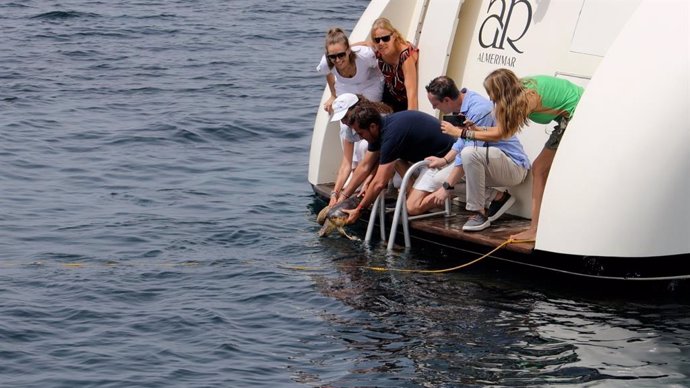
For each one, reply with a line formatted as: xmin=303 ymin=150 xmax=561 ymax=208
xmin=330 ymin=93 xmax=359 ymax=122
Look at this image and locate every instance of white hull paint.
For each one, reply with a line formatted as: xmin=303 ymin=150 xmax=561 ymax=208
xmin=308 ymin=0 xmax=689 ymax=258
xmin=538 ymin=0 xmax=689 ymax=257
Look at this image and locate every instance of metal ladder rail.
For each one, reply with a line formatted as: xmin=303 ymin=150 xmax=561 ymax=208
xmin=387 ymin=160 xmax=452 ymax=251
xmin=364 ymin=191 xmax=386 ymax=243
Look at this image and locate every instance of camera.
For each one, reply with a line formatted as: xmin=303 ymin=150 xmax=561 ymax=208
xmin=442 ymin=114 xmax=466 ymax=127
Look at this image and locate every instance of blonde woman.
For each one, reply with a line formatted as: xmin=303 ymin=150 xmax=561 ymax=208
xmin=441 ymin=68 xmax=583 ymax=242
xmin=369 ymin=17 xmax=419 ymax=112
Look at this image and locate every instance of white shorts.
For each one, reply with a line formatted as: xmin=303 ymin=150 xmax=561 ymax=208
xmin=412 ymin=162 xmax=454 ymax=192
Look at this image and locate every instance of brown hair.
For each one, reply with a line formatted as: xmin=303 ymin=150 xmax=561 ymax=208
xmin=356 ymin=94 xmax=393 ymax=115
xmin=426 ymin=76 xmax=460 ymax=101
xmin=483 ymin=68 xmax=533 ymax=137
xmin=324 ymin=28 xmax=355 ymax=70
xmin=346 ymin=100 xmax=384 ymax=129
xmin=341 ymin=94 xmax=392 ymax=125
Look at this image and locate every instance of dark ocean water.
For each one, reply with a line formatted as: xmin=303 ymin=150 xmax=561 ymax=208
xmin=1 ymin=1 xmax=690 ymax=387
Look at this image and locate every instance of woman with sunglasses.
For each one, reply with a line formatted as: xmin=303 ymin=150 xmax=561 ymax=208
xmin=316 ymin=28 xmax=384 ymax=116
xmin=369 ymin=17 xmax=419 ymax=112
xmin=316 ymin=28 xmax=385 ymax=206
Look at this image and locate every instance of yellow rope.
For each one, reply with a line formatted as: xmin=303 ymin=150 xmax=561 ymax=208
xmin=284 ymin=238 xmax=535 ymax=274
xmin=48 ymin=239 xmax=538 ymax=273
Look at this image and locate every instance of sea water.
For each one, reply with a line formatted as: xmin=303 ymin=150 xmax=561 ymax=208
xmin=1 ymin=1 xmax=689 ymax=387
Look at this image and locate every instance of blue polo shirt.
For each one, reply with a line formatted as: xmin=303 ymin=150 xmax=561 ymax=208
xmin=451 ymin=90 xmax=531 ymax=169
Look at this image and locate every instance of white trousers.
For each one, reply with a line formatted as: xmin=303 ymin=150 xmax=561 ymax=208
xmin=461 ymin=146 xmax=528 ymax=212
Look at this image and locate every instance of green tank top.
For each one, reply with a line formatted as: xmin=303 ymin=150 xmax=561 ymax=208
xmin=525 ymin=76 xmax=584 ymax=124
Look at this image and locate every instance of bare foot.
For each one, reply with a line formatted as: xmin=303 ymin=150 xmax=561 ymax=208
xmin=510 ymin=228 xmax=536 ymax=243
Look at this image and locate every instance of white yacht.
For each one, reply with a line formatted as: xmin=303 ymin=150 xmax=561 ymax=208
xmin=308 ymin=0 xmax=689 ymax=279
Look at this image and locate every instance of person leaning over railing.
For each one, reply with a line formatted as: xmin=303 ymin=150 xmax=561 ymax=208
xmin=316 ymin=27 xmax=385 ymax=206
xmin=337 ymin=104 xmax=455 ymax=225
xmin=328 ymin=93 xmax=392 ymax=205
xmin=357 ymin=17 xmax=419 ymax=112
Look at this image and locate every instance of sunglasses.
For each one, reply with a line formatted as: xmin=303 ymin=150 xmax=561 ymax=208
xmin=327 ymin=52 xmax=347 ymax=61
xmin=373 ymin=34 xmax=392 ymax=44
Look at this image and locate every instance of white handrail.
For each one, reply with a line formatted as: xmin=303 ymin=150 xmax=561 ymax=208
xmin=364 ymin=192 xmax=386 ymax=243
xmin=387 ymin=160 xmax=452 ymax=251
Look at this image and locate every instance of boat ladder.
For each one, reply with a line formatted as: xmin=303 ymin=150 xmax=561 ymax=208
xmin=364 ymin=160 xmax=453 ymax=250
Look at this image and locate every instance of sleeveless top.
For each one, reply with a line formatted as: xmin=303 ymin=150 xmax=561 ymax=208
xmin=376 ymin=43 xmax=418 ymax=104
xmin=525 ymin=75 xmax=584 ymax=124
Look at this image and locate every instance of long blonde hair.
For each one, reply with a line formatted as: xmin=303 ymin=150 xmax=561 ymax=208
xmin=324 ymin=28 xmax=355 ymax=70
xmin=370 ymin=17 xmax=406 ymax=46
xmin=483 ymin=68 xmax=533 ymax=137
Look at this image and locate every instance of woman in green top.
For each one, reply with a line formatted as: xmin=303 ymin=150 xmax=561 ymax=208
xmin=441 ymin=68 xmax=584 ymax=243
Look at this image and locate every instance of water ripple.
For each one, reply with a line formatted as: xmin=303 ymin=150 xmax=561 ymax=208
xmin=31 ymin=11 xmax=101 ymax=20
xmin=2 ymin=0 xmax=690 ymax=387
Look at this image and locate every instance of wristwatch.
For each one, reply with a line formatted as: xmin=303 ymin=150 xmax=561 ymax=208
xmin=442 ymin=182 xmax=454 ymax=191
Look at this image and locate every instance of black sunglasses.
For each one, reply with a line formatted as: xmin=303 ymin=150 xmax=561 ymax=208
xmin=327 ymin=52 xmax=347 ymax=61
xmin=373 ymin=34 xmax=392 ymax=44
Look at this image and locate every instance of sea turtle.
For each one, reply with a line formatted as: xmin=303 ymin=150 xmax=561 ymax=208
xmin=317 ymin=195 xmax=361 ymax=240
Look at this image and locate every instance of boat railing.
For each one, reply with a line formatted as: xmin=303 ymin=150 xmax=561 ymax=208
xmin=364 ymin=160 xmax=453 ymax=250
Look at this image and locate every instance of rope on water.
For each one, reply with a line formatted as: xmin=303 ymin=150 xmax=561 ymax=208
xmin=286 ymin=238 xmax=690 ymax=281
xmin=283 ymin=238 xmax=534 ymax=274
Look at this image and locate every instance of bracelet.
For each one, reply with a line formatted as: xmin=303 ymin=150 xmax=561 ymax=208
xmin=443 ymin=156 xmax=450 ymax=165
xmin=355 ymin=203 xmax=363 ymax=211
xmin=330 ymin=190 xmax=338 ymax=197
xmin=460 ymin=128 xmax=468 ymax=139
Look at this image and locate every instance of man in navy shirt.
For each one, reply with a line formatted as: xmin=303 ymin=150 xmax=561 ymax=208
xmin=338 ymin=104 xmax=455 ymax=224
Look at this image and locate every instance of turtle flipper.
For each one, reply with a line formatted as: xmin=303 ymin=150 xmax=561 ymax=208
xmin=318 ymin=221 xmax=334 ymax=237
xmin=316 ymin=205 xmax=331 ymax=225
xmin=337 ymin=227 xmax=360 ymax=241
